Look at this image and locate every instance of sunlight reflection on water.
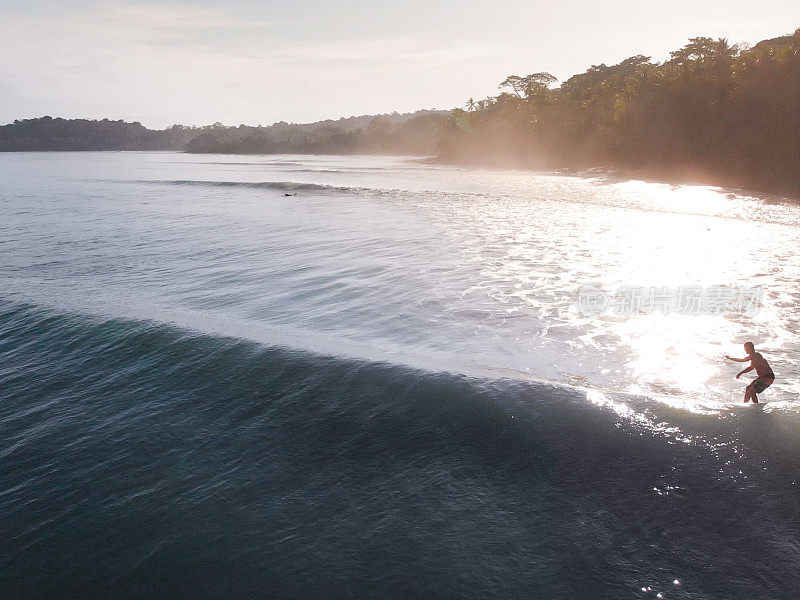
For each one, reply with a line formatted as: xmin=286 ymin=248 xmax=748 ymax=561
xmin=1 ymin=152 xmax=798 ymax=419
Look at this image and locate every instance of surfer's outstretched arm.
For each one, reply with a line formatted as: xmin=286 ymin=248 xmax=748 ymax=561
xmin=736 ymin=365 xmax=754 ymax=379
xmin=725 ymin=355 xmax=750 ymax=362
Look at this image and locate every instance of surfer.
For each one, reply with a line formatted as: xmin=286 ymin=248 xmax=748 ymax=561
xmin=725 ymin=342 xmax=775 ymax=403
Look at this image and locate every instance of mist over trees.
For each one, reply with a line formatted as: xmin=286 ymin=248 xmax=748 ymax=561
xmin=184 ymin=110 xmax=446 ymax=155
xmin=1 ymin=28 xmax=798 ymax=194
xmin=439 ymin=29 xmax=800 ymax=193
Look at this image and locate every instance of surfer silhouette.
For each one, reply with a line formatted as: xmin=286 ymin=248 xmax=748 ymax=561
xmin=725 ymin=342 xmax=775 ymax=403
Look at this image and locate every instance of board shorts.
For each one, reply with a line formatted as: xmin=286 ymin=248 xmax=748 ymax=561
xmin=753 ymin=376 xmax=775 ymax=394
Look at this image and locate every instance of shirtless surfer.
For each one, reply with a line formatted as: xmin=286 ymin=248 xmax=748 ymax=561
xmin=725 ymin=342 xmax=775 ymax=403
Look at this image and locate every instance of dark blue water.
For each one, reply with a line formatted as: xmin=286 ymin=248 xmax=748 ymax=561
xmin=3 ymin=302 xmax=800 ymax=599
xmin=2 ymin=152 xmax=800 ymax=599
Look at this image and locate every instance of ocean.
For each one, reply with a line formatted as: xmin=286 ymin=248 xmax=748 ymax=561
xmin=1 ymin=152 xmax=799 ymax=599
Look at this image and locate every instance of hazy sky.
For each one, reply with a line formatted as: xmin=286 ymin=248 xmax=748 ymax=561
xmin=1 ymin=0 xmax=797 ymax=128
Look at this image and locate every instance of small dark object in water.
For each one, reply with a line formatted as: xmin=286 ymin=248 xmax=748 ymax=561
xmin=284 ymin=192 xmax=297 ymax=197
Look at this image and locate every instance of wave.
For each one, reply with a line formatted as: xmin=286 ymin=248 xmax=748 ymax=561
xmin=1 ymin=300 xmax=796 ymax=470
xmin=138 ymin=179 xmax=365 ymax=194
xmin=127 ymin=177 xmax=796 ymax=228
xmin=2 ymin=300 xmax=799 ymax=598
xmin=131 ymin=179 xmax=498 ymax=204
xmin=198 ymin=160 xmax=307 ymax=167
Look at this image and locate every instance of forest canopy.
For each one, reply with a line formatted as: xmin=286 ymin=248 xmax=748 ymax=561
xmin=0 ymin=117 xmax=198 ymax=151
xmin=0 ymin=111 xmax=447 ymax=156
xmin=182 ymin=110 xmax=447 ymax=155
xmin=439 ymin=29 xmax=800 ymax=193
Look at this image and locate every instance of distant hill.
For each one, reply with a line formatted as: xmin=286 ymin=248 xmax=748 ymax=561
xmin=0 ymin=117 xmax=199 ymax=151
xmin=184 ymin=110 xmax=449 ymax=155
xmin=260 ymin=110 xmax=444 ymax=135
xmin=0 ymin=110 xmax=450 ymax=155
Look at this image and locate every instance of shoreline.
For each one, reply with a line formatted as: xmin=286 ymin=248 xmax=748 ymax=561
xmin=421 ymin=154 xmax=800 ymax=202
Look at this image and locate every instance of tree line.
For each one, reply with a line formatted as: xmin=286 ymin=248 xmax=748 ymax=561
xmin=0 ymin=117 xmax=198 ymax=151
xmin=439 ymin=29 xmax=800 ymax=193
xmin=0 ymin=111 xmax=447 ymax=156
xmin=183 ymin=110 xmax=446 ymax=155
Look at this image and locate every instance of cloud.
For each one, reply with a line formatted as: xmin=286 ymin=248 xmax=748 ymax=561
xmin=0 ymin=2 xmax=503 ymax=126
xmin=5 ymin=0 xmax=792 ymax=127
xmin=42 ymin=2 xmax=275 ymax=45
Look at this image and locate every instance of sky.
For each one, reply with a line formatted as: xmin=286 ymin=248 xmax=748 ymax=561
xmin=0 ymin=0 xmax=798 ymax=128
